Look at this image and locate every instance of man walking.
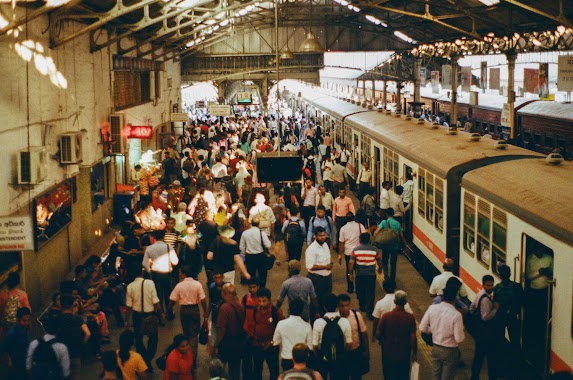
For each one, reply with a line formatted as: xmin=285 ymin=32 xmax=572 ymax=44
xmin=338 ymin=294 xmax=370 ymax=380
xmin=273 ymin=299 xmax=313 ymax=371
xmin=337 ymin=212 xmax=365 ymax=293
xmin=276 ymin=260 xmax=319 ymax=322
xmin=301 ymin=179 xmax=318 ymax=227
xmin=240 ymin=219 xmax=272 ymax=287
xmin=307 ymin=206 xmax=336 ymax=249
xmin=376 ymin=291 xmax=417 ymax=380
xmin=373 ymin=208 xmax=408 ymax=280
xmin=214 ymin=284 xmax=245 ymax=380
xmin=332 ymin=188 xmax=355 ymax=237
xmin=282 ymin=207 xmax=306 ymax=262
xmin=305 ymin=227 xmax=334 ymax=314
xmin=316 ymin=185 xmax=334 ymax=218
xmin=278 ymin=343 xmax=323 ymax=380
xmin=420 ymin=286 xmax=465 ymax=380
xmin=348 ymin=233 xmax=382 ymax=317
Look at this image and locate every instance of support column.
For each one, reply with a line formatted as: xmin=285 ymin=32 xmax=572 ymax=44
xmin=450 ymin=55 xmax=459 ymax=127
xmin=506 ymin=51 xmax=517 ymax=140
xmin=413 ymin=58 xmax=421 ymax=117
xmin=383 ymin=80 xmax=388 ymax=108
xmin=362 ymin=80 xmax=366 ymax=101
xmin=371 ymin=80 xmax=376 ymax=103
xmin=395 ymin=82 xmax=402 ymax=113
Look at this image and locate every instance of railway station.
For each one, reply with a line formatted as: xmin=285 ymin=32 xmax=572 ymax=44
xmin=0 ymin=0 xmax=572 ymax=379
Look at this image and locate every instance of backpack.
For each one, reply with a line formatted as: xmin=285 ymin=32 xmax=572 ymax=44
xmin=319 ymin=317 xmax=346 ymax=363
xmin=285 ymin=219 xmax=305 ymax=246
xmin=373 ymin=219 xmax=400 ymax=247
xmin=182 ymin=158 xmax=194 ymax=173
xmin=30 ymin=338 xmax=62 ymax=380
xmin=282 ymin=367 xmax=316 ymax=380
xmin=256 ymin=209 xmax=272 ymax=229
xmin=465 ymin=293 xmax=490 ymax=336
xmin=2 ymin=290 xmax=22 ymax=326
xmin=494 ymin=281 xmax=521 ymax=316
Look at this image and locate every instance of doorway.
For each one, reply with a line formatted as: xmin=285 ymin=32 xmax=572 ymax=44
xmin=521 ymin=234 xmax=554 ymax=376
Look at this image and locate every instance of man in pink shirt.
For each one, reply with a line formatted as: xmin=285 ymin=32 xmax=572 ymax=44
xmin=332 ymin=188 xmax=356 ymax=239
xmin=168 ymin=265 xmax=207 ymax=366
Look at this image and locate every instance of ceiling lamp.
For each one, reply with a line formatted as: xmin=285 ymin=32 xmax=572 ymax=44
xmin=478 ymin=0 xmax=500 ymax=5
xmin=299 ymin=32 xmax=323 ymax=52
xmin=281 ymin=48 xmax=295 ymax=59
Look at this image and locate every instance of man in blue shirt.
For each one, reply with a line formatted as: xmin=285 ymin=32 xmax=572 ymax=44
xmin=373 ymin=208 xmax=408 ymax=280
xmin=306 ymin=205 xmax=336 ymax=248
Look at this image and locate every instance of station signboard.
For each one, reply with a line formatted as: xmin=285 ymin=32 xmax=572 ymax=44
xmin=170 ymin=113 xmax=189 ymax=122
xmin=209 ymin=104 xmax=232 ymax=116
xmin=0 ymin=216 xmax=34 ymax=251
xmin=557 ymin=55 xmax=573 ymax=92
xmin=442 ymin=65 xmax=452 ymax=90
xmin=489 ymin=68 xmax=500 ymax=90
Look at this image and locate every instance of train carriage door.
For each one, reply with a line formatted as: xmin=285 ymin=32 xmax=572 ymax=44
xmin=402 ymin=165 xmax=414 ymax=239
xmin=374 ymin=146 xmax=381 ymax=205
xmin=521 ymin=235 xmax=555 ymax=376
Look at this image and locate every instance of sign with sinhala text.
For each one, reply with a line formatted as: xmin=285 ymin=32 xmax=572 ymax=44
xmin=209 ymin=104 xmax=232 ymax=116
xmin=0 ymin=216 xmax=34 ymax=251
xmin=170 ymin=113 xmax=189 ymax=122
xmin=557 ymin=56 xmax=573 ymax=92
xmin=442 ymin=65 xmax=452 ymax=90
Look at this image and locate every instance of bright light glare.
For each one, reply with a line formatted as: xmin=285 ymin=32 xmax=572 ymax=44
xmin=220 ymin=19 xmax=230 ymax=26
xmin=239 ymin=9 xmax=248 ymax=15
xmin=365 ymin=14 xmax=387 ymax=27
xmin=0 ymin=13 xmax=8 ymax=29
xmin=34 ymin=54 xmax=48 ymax=75
xmin=478 ymin=0 xmax=500 ymax=5
xmin=394 ymin=31 xmax=416 ymax=44
xmin=45 ymin=0 xmax=73 ymax=7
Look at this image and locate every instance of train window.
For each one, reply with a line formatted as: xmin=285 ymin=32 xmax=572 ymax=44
xmin=418 ymin=170 xmax=426 ymax=218
xmin=426 ymin=174 xmax=435 ymax=223
xmin=492 ymin=208 xmax=507 ymax=274
xmin=534 ymin=132 xmax=542 ymax=146
xmin=477 ymin=200 xmax=491 ymax=268
xmin=463 ymin=192 xmax=476 ymax=256
xmin=557 ymin=135 xmax=566 ymax=149
xmin=434 ymin=180 xmax=444 ymax=232
xmin=545 ymin=133 xmax=554 ymax=148
xmin=523 ymin=130 xmax=532 ymax=143
xmin=383 ymin=147 xmax=399 ymax=188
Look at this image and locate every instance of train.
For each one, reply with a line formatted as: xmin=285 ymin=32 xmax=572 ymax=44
xmin=419 ymin=90 xmax=573 ymax=158
xmin=283 ymin=80 xmax=573 ymax=377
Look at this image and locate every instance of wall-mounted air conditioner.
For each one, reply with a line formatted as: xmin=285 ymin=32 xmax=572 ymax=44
xmin=109 ymin=114 xmax=126 ymax=154
xmin=60 ymin=132 xmax=83 ymax=164
xmin=17 ymin=147 xmax=48 ymax=184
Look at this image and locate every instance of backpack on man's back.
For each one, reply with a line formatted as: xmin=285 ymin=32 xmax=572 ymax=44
xmin=30 ymin=338 xmax=62 ymax=380
xmin=319 ymin=317 xmax=346 ymax=363
xmin=285 ymin=219 xmax=304 ymax=246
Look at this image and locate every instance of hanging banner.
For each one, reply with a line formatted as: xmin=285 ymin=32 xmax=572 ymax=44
xmin=523 ymin=68 xmax=539 ymax=94
xmin=442 ymin=65 xmax=452 ymax=90
xmin=489 ymin=68 xmax=500 ymax=90
xmin=557 ymin=55 xmax=573 ymax=92
xmin=420 ymin=67 xmax=427 ymax=86
xmin=431 ymin=71 xmax=440 ymax=94
xmin=539 ymin=63 xmax=549 ymax=98
xmin=480 ymin=62 xmax=487 ymax=90
xmin=461 ymin=66 xmax=472 ymax=92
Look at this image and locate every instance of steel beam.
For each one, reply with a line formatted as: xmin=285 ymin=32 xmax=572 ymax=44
xmin=0 ymin=0 xmax=80 ymax=37
xmin=504 ymin=0 xmax=573 ymax=29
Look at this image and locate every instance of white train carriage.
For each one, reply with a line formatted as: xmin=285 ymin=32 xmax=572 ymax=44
xmin=461 ymin=158 xmax=573 ymax=376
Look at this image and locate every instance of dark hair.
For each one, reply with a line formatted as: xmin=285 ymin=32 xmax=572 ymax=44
xmin=482 ymin=274 xmax=494 ymax=284
xmin=60 ymin=280 xmax=79 ymax=296
xmin=17 ymin=307 xmax=31 ymax=320
xmin=292 ymin=343 xmax=311 ymax=364
xmin=385 ymin=208 xmax=395 ymax=217
xmin=289 ymin=299 xmax=304 ymax=316
xmin=289 ymin=206 xmax=300 ymax=216
xmin=322 ymin=293 xmax=338 ymax=312
xmin=167 ymin=334 xmax=189 ymax=355
xmin=442 ymin=286 xmax=458 ymax=302
xmin=337 ymin=293 xmax=351 ymax=304
xmin=314 ymin=226 xmax=326 ymax=235
xmin=498 ymin=264 xmax=511 ymax=280
xmin=383 ymin=278 xmax=397 ymax=293
xmin=316 ymin=205 xmax=326 ymax=212
xmin=367 ymin=186 xmax=375 ymax=195
xmin=212 ymin=269 xmax=225 ymax=276
xmin=6 ymin=272 xmax=20 ymax=289
xmin=86 ymin=255 xmax=101 ymax=267
xmin=256 ymin=287 xmax=271 ymax=299
xmin=119 ymin=330 xmax=135 ymax=365
xmin=102 ymin=350 xmax=118 ymax=372
xmin=395 ymin=185 xmax=404 ymax=195
xmin=181 ymin=265 xmax=194 ymax=278
xmin=74 ymin=265 xmax=85 ymax=277
xmin=345 ymin=212 xmax=355 ymax=221
xmin=43 ymin=313 xmax=58 ymax=334
xmin=359 ymin=232 xmax=371 ymax=244
xmin=51 ymin=291 xmax=60 ymax=303
xmin=60 ymin=294 xmax=76 ymax=310
xmin=153 ymin=229 xmax=166 ymax=240
xmin=246 ymin=277 xmax=260 ymax=286
xmin=445 ymin=276 xmax=462 ymax=290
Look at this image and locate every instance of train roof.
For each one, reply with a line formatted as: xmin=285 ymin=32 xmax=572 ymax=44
xmin=344 ymin=111 xmax=541 ymax=178
xmin=420 ymin=87 xmax=530 ymax=109
xmin=516 ymin=101 xmax=573 ymax=121
xmin=462 ymin=158 xmax=573 ymax=247
xmin=295 ymin=86 xmax=365 ymax=119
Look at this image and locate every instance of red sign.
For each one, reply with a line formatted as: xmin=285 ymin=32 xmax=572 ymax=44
xmin=125 ymin=125 xmax=153 ymax=139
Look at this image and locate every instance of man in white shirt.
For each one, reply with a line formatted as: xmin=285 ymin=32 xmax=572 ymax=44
xmin=337 ymin=212 xmax=365 ymax=294
xmin=402 ymin=173 xmax=414 ymax=205
xmin=315 ymin=186 xmax=334 ymax=217
xmin=371 ymin=278 xmax=413 ymax=340
xmin=419 ymin=286 xmax=465 ymax=380
xmin=211 ymin=157 xmax=228 ymax=179
xmin=429 ymin=258 xmax=468 ymax=299
xmin=273 ymin=299 xmax=313 ymax=371
xmin=339 ymin=144 xmax=350 ymax=167
xmin=282 ymin=142 xmax=297 ymax=152
xmin=305 ymin=227 xmax=333 ymax=314
xmin=356 ymin=162 xmax=372 ymax=200
xmin=312 ymin=293 xmax=353 ymax=379
xmin=301 ymin=179 xmax=318 ymax=227
xmin=379 ymin=181 xmax=392 ymax=212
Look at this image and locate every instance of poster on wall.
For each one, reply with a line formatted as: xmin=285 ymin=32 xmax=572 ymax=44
xmin=489 ymin=68 xmax=500 ymax=90
xmin=420 ymin=67 xmax=427 ymax=86
xmin=33 ymin=180 xmax=74 ymax=251
xmin=431 ymin=71 xmax=440 ymax=93
xmin=539 ymin=63 xmax=549 ymax=98
xmin=461 ymin=66 xmax=472 ymax=92
xmin=557 ymin=55 xmax=573 ymax=92
xmin=442 ymin=65 xmax=452 ymax=90
xmin=480 ymin=61 xmax=487 ymax=90
xmin=523 ymin=68 xmax=539 ymax=94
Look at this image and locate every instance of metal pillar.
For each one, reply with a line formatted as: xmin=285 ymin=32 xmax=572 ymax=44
xmin=450 ymin=55 xmax=459 ymax=127
xmin=371 ymin=80 xmax=376 ymax=103
xmin=362 ymin=80 xmax=366 ymax=101
xmin=506 ymin=52 xmax=517 ymax=139
xmin=274 ymin=0 xmax=281 ymax=142
xmin=413 ymin=58 xmax=421 ymax=103
xmin=396 ymin=82 xmax=402 ymax=113
xmin=383 ymin=80 xmax=388 ymax=108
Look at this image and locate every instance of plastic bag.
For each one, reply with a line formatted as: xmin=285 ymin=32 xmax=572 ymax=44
xmin=410 ymin=361 xmax=420 ymax=380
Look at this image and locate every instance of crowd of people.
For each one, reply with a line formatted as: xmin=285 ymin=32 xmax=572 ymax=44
xmin=0 ymin=107 xmax=571 ymax=380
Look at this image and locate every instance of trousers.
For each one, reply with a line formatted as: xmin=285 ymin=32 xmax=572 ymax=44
xmin=382 ymin=248 xmax=399 ymax=280
xmin=253 ymin=345 xmax=280 ymax=380
xmin=344 ymin=255 xmax=354 ymax=292
xmin=151 ymin=271 xmax=172 ymax=312
xmin=355 ymin=275 xmax=376 ymax=316
xmin=245 ymin=253 xmax=269 ymax=287
xmin=132 ymin=311 xmax=159 ymax=367
xmin=431 ymin=345 xmax=460 ymax=380
xmin=180 ymin=304 xmax=201 ymax=365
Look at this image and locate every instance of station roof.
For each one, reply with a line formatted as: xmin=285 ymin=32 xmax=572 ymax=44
xmin=2 ymin=0 xmax=572 ymax=60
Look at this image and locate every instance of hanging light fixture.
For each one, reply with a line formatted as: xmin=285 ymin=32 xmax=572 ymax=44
xmin=280 ymin=0 xmax=294 ymax=59
xmin=299 ymin=0 xmax=323 ymax=52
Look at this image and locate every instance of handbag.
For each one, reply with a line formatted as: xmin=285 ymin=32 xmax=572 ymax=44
xmin=353 ymin=310 xmax=370 ymax=375
xmin=373 ymin=220 xmax=400 ymax=247
xmin=199 ymin=323 xmax=209 ymax=345
xmin=139 ymin=280 xmax=159 ymax=336
xmin=260 ymin=230 xmax=275 ymax=270
xmin=155 ymin=352 xmax=167 ymax=371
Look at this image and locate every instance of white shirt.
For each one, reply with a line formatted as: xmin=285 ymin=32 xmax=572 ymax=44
xmin=142 ymin=241 xmax=178 ymax=273
xmin=211 ymin=162 xmax=228 ymax=178
xmin=338 ymin=221 xmax=365 ymax=256
xmin=312 ymin=312 xmax=353 ymax=347
xmin=126 ymin=277 xmax=160 ymax=313
xmin=402 ymin=180 xmax=414 ymax=204
xmin=302 ymin=186 xmax=318 ymax=207
xmin=357 ymin=168 xmax=372 ymax=183
xmin=283 ymin=143 xmax=297 ymax=152
xmin=273 ymin=316 xmax=313 ymax=359
xmin=372 ymin=293 xmax=413 ymax=319
xmin=305 ymin=241 xmax=332 ymax=277
xmin=429 ymin=271 xmax=468 ymax=298
xmin=526 ymin=254 xmax=553 ymax=290
xmin=380 ymin=188 xmax=391 ymax=209
xmin=315 ymin=192 xmax=334 ymax=211
xmin=26 ymin=334 xmax=70 ymax=377
xmin=419 ymin=302 xmax=465 ymax=348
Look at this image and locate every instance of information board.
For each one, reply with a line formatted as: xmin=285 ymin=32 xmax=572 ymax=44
xmin=0 ymin=216 xmax=34 ymax=251
xmin=170 ymin=113 xmax=189 ymax=122
xmin=557 ymin=55 xmax=573 ymax=92
xmin=209 ymin=104 xmax=232 ymax=117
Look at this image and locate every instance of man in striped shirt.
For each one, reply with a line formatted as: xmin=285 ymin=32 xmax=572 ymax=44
xmin=348 ymin=233 xmax=382 ymax=318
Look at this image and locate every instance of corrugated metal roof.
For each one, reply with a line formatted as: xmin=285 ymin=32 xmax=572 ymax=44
xmin=462 ymin=159 xmax=573 ymax=247
xmin=516 ymin=101 xmax=573 ymax=121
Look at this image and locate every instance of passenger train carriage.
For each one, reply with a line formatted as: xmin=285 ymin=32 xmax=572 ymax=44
xmin=285 ymin=81 xmax=573 ymax=376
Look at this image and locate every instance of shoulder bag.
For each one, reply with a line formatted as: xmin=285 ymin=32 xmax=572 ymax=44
xmin=373 ymin=220 xmax=400 ymax=248
xmin=353 ymin=310 xmax=370 ymax=375
xmin=260 ymin=230 xmax=276 ymax=270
